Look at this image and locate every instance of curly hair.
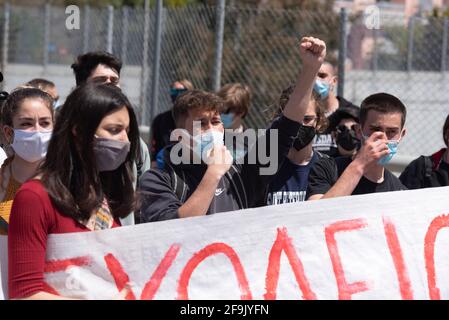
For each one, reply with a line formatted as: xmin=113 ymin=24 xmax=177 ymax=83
xmin=172 ymin=89 xmax=224 ymax=128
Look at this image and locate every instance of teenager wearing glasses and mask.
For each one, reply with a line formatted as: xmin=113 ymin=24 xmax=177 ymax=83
xmin=265 ymin=88 xmax=328 ymax=205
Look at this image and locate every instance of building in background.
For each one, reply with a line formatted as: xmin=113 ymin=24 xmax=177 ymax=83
xmin=334 ymin=0 xmax=449 ymax=70
xmin=334 ymin=0 xmax=449 ymax=17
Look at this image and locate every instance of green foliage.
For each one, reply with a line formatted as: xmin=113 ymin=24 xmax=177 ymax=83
xmin=61 ymin=0 xmax=199 ymax=8
xmin=378 ymin=17 xmax=446 ymax=71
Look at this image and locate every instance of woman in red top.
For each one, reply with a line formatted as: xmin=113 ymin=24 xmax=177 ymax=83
xmin=8 ymin=83 xmax=140 ymax=299
xmin=0 ymin=88 xmax=54 ymax=235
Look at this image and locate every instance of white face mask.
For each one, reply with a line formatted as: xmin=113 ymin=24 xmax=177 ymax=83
xmin=11 ymin=129 xmax=52 ymax=163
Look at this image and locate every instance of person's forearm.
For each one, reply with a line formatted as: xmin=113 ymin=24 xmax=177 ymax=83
xmin=178 ymin=170 xmax=221 ymax=218
xmin=321 ymin=160 xmax=365 ymax=199
xmin=282 ymin=66 xmax=317 ymax=123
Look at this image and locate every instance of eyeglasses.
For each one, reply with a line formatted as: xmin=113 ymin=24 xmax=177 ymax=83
xmin=303 ymin=115 xmax=317 ymax=125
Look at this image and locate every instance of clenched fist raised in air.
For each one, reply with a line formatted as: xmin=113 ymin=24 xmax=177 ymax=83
xmin=299 ymin=36 xmax=326 ymax=72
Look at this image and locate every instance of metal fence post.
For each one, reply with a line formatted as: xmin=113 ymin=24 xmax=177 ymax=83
xmin=83 ymin=5 xmax=90 ymax=53
xmin=140 ymin=0 xmax=150 ymax=127
xmin=106 ymin=5 xmax=114 ymax=53
xmin=212 ymin=0 xmax=226 ymax=92
xmin=372 ymin=28 xmax=379 ymax=72
xmin=1 ymin=2 xmax=10 ymax=90
xmin=441 ymin=17 xmax=448 ymax=72
xmin=121 ymin=6 xmax=129 ymax=65
xmin=149 ymin=0 xmax=163 ymax=126
xmin=337 ymin=8 xmax=348 ymax=98
xmin=43 ymin=3 xmax=50 ymax=68
xmin=407 ymin=17 xmax=415 ymax=72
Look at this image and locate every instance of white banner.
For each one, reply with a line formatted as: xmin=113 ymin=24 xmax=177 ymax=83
xmin=2 ymin=187 xmax=449 ymax=300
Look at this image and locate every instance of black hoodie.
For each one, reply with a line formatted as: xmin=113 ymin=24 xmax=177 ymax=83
xmin=139 ymin=115 xmax=301 ymax=222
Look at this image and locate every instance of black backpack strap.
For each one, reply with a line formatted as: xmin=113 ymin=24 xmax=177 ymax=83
xmin=423 ymin=156 xmax=433 ymax=178
xmin=0 ymin=216 xmax=8 ymax=234
xmin=422 ymin=155 xmax=434 ymax=188
xmin=226 ymin=165 xmax=248 ymax=209
xmin=166 ymin=163 xmax=188 ymax=203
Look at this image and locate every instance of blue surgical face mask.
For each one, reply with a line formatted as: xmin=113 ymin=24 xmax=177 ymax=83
xmin=378 ymin=140 xmax=399 ymax=166
xmin=220 ymin=113 xmax=234 ymax=129
xmin=362 ymin=134 xmax=399 ymax=166
xmin=314 ymin=79 xmax=330 ymax=99
xmin=192 ymin=129 xmax=224 ymax=160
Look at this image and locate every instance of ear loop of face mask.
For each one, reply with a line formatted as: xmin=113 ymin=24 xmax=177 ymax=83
xmin=2 ymin=126 xmax=14 ymax=158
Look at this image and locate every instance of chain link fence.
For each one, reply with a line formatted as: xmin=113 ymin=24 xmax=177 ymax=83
xmin=1 ymin=2 xmax=448 ymax=159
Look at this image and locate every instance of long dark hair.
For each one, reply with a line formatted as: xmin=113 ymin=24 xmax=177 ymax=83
xmin=40 ymin=83 xmax=140 ymax=221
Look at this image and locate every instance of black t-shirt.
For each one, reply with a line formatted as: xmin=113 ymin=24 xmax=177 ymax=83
xmin=307 ymin=156 xmax=407 ymax=198
xmin=312 ymin=133 xmax=336 ymax=154
xmin=267 ymin=152 xmax=319 ymax=205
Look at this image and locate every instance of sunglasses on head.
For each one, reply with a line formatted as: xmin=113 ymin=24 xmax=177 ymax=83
xmin=170 ymin=87 xmax=188 ymax=96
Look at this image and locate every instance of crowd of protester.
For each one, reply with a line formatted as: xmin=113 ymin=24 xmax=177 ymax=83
xmin=0 ymin=36 xmax=448 ymax=299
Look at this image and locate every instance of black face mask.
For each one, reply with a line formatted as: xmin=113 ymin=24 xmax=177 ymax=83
xmin=293 ymin=125 xmax=316 ymax=151
xmin=336 ymin=127 xmax=360 ymax=151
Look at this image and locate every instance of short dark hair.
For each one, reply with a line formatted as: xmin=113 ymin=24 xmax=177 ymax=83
xmin=40 ymin=83 xmax=140 ymax=222
xmin=172 ymin=90 xmax=224 ymax=128
xmin=360 ymin=93 xmax=406 ymax=128
xmin=71 ymin=51 xmax=122 ymax=86
xmin=25 ymin=78 xmax=55 ymax=91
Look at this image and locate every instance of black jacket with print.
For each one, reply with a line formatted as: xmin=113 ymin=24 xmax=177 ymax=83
xmin=138 ymin=115 xmax=301 ymax=222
